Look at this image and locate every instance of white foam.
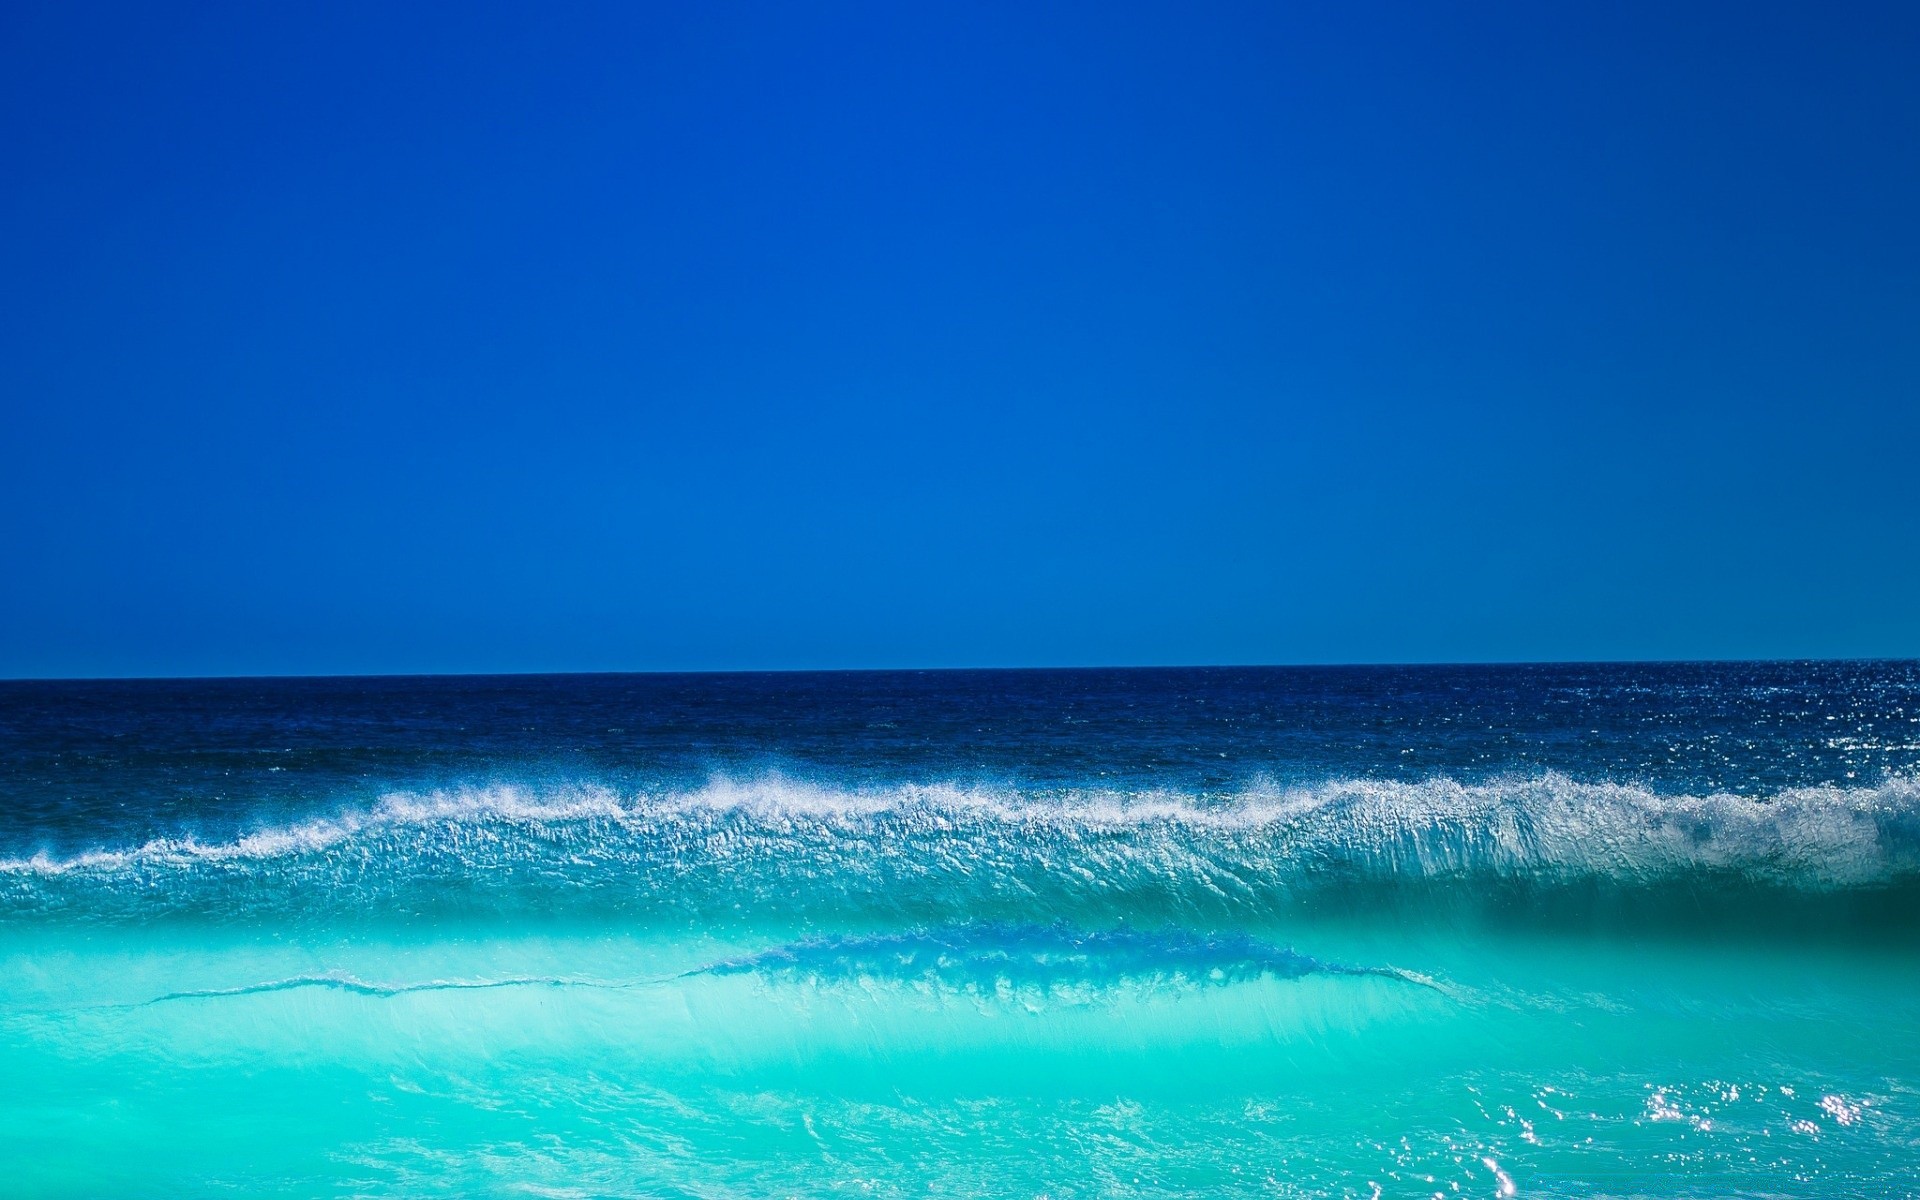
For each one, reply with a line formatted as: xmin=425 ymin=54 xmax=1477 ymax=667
xmin=4 ymin=771 xmax=1916 ymax=890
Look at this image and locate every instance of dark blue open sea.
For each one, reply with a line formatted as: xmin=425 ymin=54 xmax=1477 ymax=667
xmin=3 ymin=662 xmax=1918 ymax=1197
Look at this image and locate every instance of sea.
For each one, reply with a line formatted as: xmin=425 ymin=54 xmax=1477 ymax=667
xmin=2 ymin=662 xmax=1917 ymax=1198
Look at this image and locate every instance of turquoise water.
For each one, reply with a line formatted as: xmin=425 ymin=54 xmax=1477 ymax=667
xmin=2 ymin=666 xmax=1917 ymax=1195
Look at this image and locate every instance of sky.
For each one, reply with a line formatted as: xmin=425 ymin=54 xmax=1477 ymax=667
xmin=2 ymin=1 xmax=1916 ymax=678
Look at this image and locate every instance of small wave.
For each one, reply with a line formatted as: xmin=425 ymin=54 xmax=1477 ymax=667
xmin=699 ymin=924 xmax=1431 ymax=989
xmin=137 ymin=973 xmax=644 ymax=1005
xmin=117 ymin=925 xmax=1431 ymax=1009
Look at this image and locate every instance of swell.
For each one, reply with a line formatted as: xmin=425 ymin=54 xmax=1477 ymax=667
xmin=697 ymin=924 xmax=1437 ymax=990
xmin=108 ymin=925 xmax=1427 ymax=1009
xmin=4 ymin=773 xmax=1918 ymax=935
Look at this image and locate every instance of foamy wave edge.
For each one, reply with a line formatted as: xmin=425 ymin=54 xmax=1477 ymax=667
xmin=6 ymin=771 xmax=1919 ymax=887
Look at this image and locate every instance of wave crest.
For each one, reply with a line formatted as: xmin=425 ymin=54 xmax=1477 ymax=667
xmin=5 ymin=773 xmax=1919 ymax=928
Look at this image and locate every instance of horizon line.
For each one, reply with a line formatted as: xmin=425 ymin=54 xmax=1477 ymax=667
xmin=4 ymin=654 xmax=1916 ymax=686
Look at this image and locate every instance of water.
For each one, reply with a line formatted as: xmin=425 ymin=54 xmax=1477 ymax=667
xmin=2 ymin=663 xmax=1917 ymax=1197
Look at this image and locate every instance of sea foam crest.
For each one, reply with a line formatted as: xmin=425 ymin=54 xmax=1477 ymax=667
xmin=3 ymin=773 xmax=1917 ymax=923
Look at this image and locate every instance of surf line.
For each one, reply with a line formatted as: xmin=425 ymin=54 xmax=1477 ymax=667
xmin=76 ymin=926 xmax=1453 ymax=1011
xmin=122 ymin=972 xmax=662 ymax=1008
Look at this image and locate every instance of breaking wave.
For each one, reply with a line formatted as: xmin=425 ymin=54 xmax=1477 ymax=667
xmin=4 ymin=773 xmax=1919 ymax=931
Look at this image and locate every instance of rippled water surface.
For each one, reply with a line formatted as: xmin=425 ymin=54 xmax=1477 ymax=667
xmin=2 ymin=664 xmax=1917 ymax=1196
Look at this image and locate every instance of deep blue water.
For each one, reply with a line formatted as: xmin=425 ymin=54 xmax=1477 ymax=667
xmin=7 ymin=660 xmax=1917 ymax=846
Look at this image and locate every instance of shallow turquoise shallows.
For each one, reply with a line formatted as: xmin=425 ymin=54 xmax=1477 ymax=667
xmin=2 ymin=665 xmax=1917 ymax=1196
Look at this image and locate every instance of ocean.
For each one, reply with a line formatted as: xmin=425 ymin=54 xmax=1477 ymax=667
xmin=2 ymin=663 xmax=1916 ymax=1197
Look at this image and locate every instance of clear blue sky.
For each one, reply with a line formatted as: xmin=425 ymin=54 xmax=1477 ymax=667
xmin=3 ymin=1 xmax=1916 ymax=677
